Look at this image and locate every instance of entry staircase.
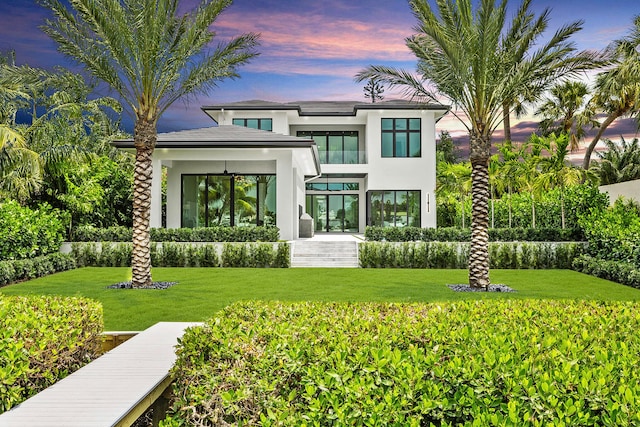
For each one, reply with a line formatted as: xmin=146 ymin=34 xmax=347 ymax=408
xmin=290 ymin=237 xmax=360 ymax=268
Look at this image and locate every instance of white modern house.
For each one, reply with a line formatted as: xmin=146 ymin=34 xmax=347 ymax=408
xmin=113 ymin=100 xmax=449 ymax=240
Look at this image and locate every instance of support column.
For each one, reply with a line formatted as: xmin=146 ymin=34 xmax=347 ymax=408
xmin=276 ymin=152 xmax=295 ymax=240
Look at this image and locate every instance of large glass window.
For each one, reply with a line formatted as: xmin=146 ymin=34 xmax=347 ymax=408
xmin=297 ymin=131 xmax=360 ymax=164
xmin=232 ymin=118 xmax=273 ymax=131
xmin=305 ymin=194 xmax=359 ymax=233
xmin=367 ymin=190 xmax=421 ymax=227
xmin=181 ymin=174 xmax=276 ymax=227
xmin=381 ymin=118 xmax=421 ymax=158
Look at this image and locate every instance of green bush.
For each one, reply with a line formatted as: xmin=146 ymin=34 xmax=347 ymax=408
xmin=579 ymin=199 xmax=640 ymax=267
xmin=164 ymin=300 xmax=640 ymax=426
xmin=0 ymin=200 xmax=67 ymax=261
xmin=572 ymin=254 xmax=640 ymax=289
xmin=71 ymin=242 xmax=289 ymax=268
xmin=0 ymin=295 xmax=103 ymax=413
xmin=70 ymin=226 xmax=280 ymax=242
xmin=0 ymin=253 xmax=76 ymax=287
xmin=365 ymin=226 xmax=584 ymax=242
xmin=359 ymin=242 xmax=584 ymax=269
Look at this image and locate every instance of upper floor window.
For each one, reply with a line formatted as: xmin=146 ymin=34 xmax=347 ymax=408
xmin=232 ymin=118 xmax=273 ymax=131
xmin=381 ymin=118 xmax=421 ymax=158
xmin=297 ymin=131 xmax=360 ymax=164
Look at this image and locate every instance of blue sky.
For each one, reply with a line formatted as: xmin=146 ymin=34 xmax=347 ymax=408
xmin=0 ymin=0 xmax=638 ymax=140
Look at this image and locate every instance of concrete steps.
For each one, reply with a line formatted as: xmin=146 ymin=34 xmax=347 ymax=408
xmin=291 ymin=240 xmax=359 ymax=268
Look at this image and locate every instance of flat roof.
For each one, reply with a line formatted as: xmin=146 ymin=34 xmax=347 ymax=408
xmin=112 ymin=124 xmax=317 ymax=148
xmin=202 ymin=99 xmax=450 ymax=117
xmin=112 ymin=125 xmax=321 ymax=175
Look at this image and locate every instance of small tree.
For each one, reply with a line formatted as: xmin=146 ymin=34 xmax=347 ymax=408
xmin=363 ymin=79 xmax=384 ymax=103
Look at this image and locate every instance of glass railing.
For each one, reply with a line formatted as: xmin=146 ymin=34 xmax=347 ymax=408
xmin=318 ymin=150 xmax=367 ymax=164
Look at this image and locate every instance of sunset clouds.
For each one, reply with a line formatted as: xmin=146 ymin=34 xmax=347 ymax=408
xmin=0 ymin=0 xmax=638 ymax=138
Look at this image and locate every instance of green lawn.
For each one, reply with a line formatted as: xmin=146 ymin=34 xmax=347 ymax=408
xmin=2 ymin=267 xmax=639 ymax=330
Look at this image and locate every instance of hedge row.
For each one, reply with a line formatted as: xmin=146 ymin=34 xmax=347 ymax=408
xmin=164 ymin=300 xmax=640 ymax=426
xmin=0 ymin=253 xmax=77 ymax=287
xmin=0 ymin=295 xmax=103 ymax=413
xmin=359 ymin=242 xmax=585 ymax=269
xmin=71 ymin=242 xmax=290 ymax=268
xmin=0 ymin=200 xmax=67 ymax=261
xmin=70 ymin=225 xmax=280 ymax=242
xmin=572 ymin=254 xmax=640 ymax=289
xmin=365 ymin=226 xmax=584 ymax=242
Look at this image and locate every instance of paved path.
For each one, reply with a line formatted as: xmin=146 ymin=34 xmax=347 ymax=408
xmin=0 ymin=322 xmax=200 ymax=427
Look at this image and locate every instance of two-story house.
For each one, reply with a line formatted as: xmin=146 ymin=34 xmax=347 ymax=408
xmin=113 ymin=100 xmax=449 ymax=240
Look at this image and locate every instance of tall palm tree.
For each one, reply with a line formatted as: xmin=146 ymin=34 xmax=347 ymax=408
xmin=592 ymin=137 xmax=640 ymax=185
xmin=356 ymin=0 xmax=598 ymax=288
xmin=582 ymin=15 xmax=640 ymax=170
xmin=41 ymin=0 xmax=259 ymax=287
xmin=531 ymin=133 xmax=587 ymax=228
xmin=536 ymin=80 xmax=596 ymax=151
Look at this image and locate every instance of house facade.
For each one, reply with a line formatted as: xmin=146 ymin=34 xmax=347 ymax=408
xmin=113 ymin=100 xmax=448 ymax=240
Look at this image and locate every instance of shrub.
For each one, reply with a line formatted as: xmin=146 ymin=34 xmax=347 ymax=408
xmin=70 ymin=226 xmax=280 ymax=242
xmin=70 ymin=242 xmax=288 ymax=268
xmin=365 ymin=226 xmax=584 ymax=242
xmin=572 ymin=254 xmax=640 ymax=289
xmin=0 ymin=295 xmax=103 ymax=413
xmin=0 ymin=200 xmax=67 ymax=261
xmin=0 ymin=253 xmax=76 ymax=287
xmin=165 ymin=300 xmax=640 ymax=426
xmin=359 ymin=242 xmax=584 ymax=269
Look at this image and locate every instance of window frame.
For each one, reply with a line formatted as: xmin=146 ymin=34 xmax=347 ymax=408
xmin=232 ymin=118 xmax=273 ymax=131
xmin=297 ymin=131 xmax=359 ymax=164
xmin=381 ymin=118 xmax=421 ymax=158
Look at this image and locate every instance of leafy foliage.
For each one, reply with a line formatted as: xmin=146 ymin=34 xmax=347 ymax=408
xmin=365 ymin=227 xmax=584 ymax=242
xmin=572 ymin=254 xmax=640 ymax=289
xmin=0 ymin=200 xmax=67 ymax=261
xmin=71 ymin=242 xmax=290 ymax=268
xmin=0 ymin=295 xmax=102 ymax=413
xmin=592 ymin=137 xmax=640 ymax=185
xmin=70 ymin=225 xmax=280 ymax=242
xmin=358 ymin=242 xmax=584 ymax=269
xmin=0 ymin=253 xmax=76 ymax=287
xmin=165 ymin=300 xmax=640 ymax=426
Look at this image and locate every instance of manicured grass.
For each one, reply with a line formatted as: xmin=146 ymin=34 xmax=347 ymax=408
xmin=2 ymin=267 xmax=640 ymax=330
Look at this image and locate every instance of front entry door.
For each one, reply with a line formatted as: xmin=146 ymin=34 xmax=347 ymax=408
xmin=306 ymin=194 xmax=359 ymax=233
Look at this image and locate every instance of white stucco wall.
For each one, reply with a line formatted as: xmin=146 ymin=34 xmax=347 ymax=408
xmin=599 ymin=179 xmax=640 ymax=205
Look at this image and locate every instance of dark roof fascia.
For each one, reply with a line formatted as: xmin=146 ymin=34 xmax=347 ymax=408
xmin=111 ymin=140 xmax=315 ymax=149
xmin=202 ymin=102 xmax=450 ymax=117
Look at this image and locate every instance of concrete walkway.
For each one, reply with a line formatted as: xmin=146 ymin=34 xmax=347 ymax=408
xmin=290 ymin=233 xmax=363 ymax=267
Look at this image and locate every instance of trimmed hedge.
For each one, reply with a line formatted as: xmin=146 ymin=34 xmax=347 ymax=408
xmin=0 ymin=295 xmax=103 ymax=413
xmin=164 ymin=300 xmax=640 ymax=426
xmin=70 ymin=225 xmax=280 ymax=242
xmin=572 ymin=254 xmax=640 ymax=289
xmin=0 ymin=201 xmax=67 ymax=261
xmin=72 ymin=242 xmax=290 ymax=268
xmin=0 ymin=253 xmax=76 ymax=287
xmin=365 ymin=226 xmax=584 ymax=242
xmin=359 ymin=241 xmax=585 ymax=269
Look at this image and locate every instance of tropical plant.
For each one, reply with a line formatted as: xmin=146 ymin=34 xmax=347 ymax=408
xmin=530 ymin=133 xmax=591 ymax=228
xmin=356 ymin=0 xmax=598 ymax=288
xmin=592 ymin=137 xmax=640 ymax=185
xmin=437 ymin=161 xmax=471 ymax=228
xmin=536 ymin=80 xmax=597 ymax=151
xmin=41 ymin=0 xmax=259 ymax=287
xmin=582 ymin=15 xmax=640 ymax=169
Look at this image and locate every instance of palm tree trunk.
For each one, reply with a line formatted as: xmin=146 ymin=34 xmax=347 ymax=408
xmin=502 ymin=102 xmax=511 ymax=142
xmin=131 ymin=117 xmax=156 ymax=288
xmin=469 ymin=134 xmax=491 ymax=289
xmin=582 ymin=112 xmax=619 ymax=170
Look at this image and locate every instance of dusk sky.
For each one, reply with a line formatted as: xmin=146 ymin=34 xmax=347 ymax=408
xmin=0 ymin=0 xmax=638 ymax=146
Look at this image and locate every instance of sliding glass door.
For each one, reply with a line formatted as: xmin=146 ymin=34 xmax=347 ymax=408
xmin=305 ymin=194 xmax=359 ymax=233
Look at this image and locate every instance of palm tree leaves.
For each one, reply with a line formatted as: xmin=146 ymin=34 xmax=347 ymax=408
xmin=40 ymin=0 xmax=259 ymax=121
xmin=593 ymin=137 xmax=640 ymax=185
